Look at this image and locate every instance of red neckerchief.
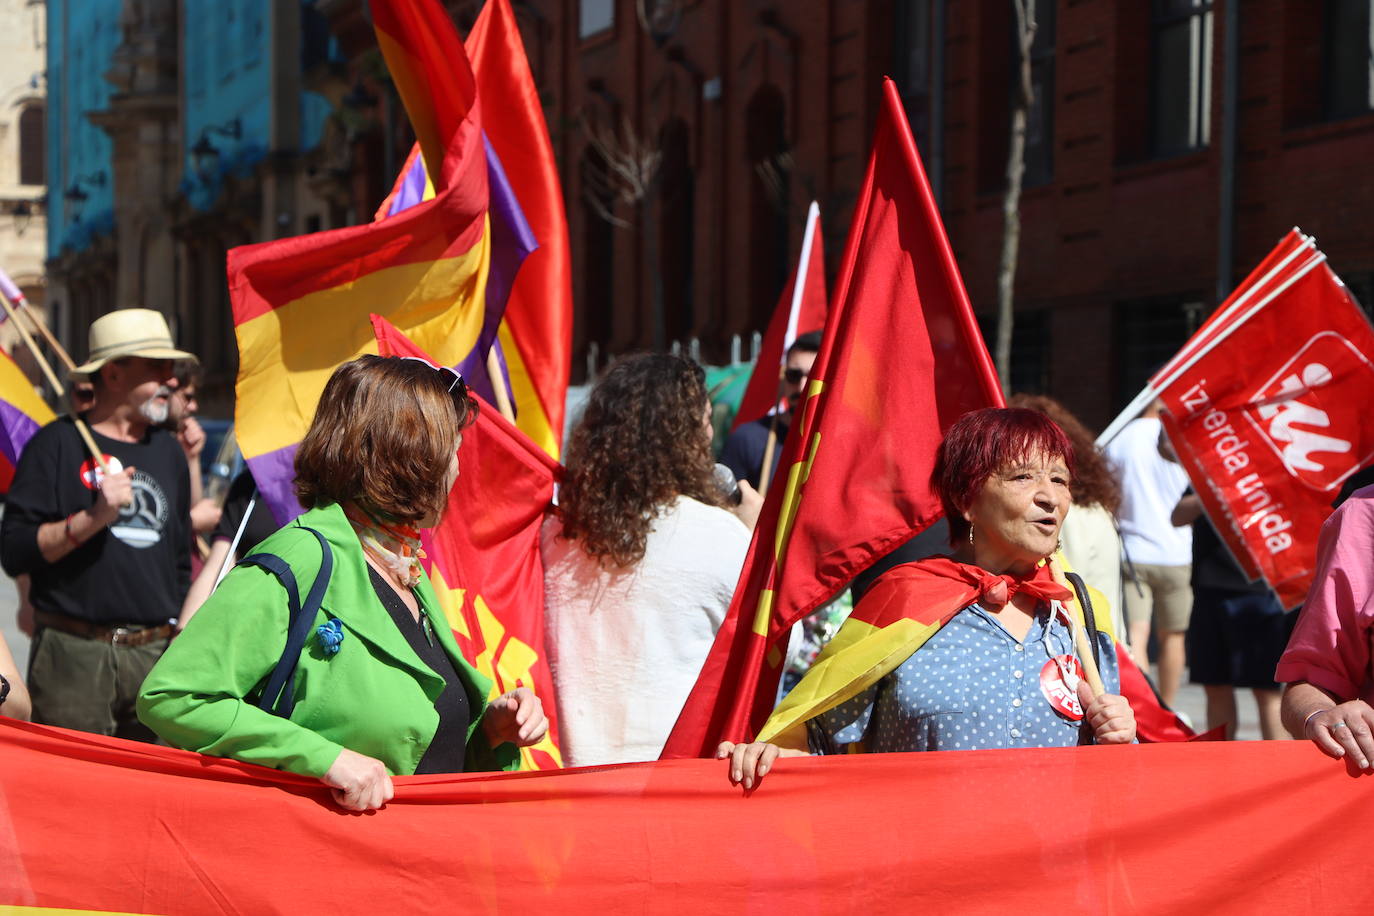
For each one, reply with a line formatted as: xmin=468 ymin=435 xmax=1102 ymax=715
xmin=851 ymin=556 xmax=1073 ymax=631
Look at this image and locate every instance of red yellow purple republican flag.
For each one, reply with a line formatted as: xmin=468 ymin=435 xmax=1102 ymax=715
xmin=372 ymin=314 xmax=563 ymax=770
xmin=663 ymin=79 xmax=1004 ymax=757
xmin=0 ymin=347 xmax=54 ymax=493
xmin=228 ymin=0 xmax=495 ymax=522
xmin=378 ymin=0 xmax=573 ymax=459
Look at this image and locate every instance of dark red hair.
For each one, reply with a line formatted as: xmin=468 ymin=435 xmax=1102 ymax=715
xmin=932 ymin=407 xmax=1076 ymax=545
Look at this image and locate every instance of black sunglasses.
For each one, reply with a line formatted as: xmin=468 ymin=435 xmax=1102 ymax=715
xmin=783 ymin=367 xmax=808 ymax=385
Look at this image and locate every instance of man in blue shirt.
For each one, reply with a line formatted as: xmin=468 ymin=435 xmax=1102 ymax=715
xmin=720 ymin=330 xmax=821 ymax=491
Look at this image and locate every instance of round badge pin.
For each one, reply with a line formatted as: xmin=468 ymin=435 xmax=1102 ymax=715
xmin=1039 ymin=654 xmax=1085 ymax=720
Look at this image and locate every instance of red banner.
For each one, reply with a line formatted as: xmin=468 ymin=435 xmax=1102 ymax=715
xmin=2 ymin=717 xmax=1372 ymax=913
xmin=1155 ymin=233 xmax=1374 ymax=607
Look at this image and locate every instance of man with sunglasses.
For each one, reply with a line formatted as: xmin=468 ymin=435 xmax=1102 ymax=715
xmin=720 ymin=330 xmax=822 ymax=491
xmin=1 ymin=309 xmax=196 ymax=739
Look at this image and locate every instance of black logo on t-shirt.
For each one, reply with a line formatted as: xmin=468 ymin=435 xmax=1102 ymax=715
xmin=110 ymin=469 xmax=169 ymax=549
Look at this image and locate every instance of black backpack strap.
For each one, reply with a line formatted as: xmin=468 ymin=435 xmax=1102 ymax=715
xmin=1064 ymin=571 xmax=1102 ymax=747
xmin=239 ymin=525 xmax=334 ymax=718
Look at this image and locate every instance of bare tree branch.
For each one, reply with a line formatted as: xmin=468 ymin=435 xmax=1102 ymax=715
xmin=995 ymin=0 xmax=1038 ymax=395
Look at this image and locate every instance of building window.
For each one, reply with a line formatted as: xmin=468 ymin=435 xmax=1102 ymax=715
xmin=1024 ymin=0 xmax=1056 ymax=187
xmin=18 ymin=104 xmax=43 ymax=186
xmin=978 ymin=310 xmax=1050 ymax=395
xmin=745 ymin=85 xmax=790 ymax=334
xmin=579 ymin=0 xmax=614 ymax=39
xmin=658 ymin=120 xmax=694 ymax=347
xmin=893 ymin=0 xmax=933 ymax=155
xmin=1150 ymin=0 xmax=1213 ymax=157
xmin=1114 ymin=296 xmax=1200 ymax=409
xmin=1324 ymin=0 xmax=1374 ymax=120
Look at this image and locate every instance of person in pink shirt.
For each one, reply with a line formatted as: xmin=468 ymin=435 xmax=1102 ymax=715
xmin=1278 ymin=486 xmax=1374 ymax=769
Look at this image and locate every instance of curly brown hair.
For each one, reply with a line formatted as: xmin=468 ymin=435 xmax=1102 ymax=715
xmin=1008 ymin=393 xmax=1122 ymax=515
xmin=557 ymin=353 xmax=727 ymax=567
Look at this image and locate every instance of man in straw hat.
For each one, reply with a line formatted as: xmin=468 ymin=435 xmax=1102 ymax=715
xmin=1 ymin=308 xmax=197 ymax=739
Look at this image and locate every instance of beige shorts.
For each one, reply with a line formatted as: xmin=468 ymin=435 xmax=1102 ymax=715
xmin=1122 ymin=562 xmax=1193 ymax=633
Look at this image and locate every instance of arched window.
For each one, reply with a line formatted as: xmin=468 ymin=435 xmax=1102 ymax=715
xmin=745 ymin=85 xmax=789 ymax=333
xmin=581 ymin=145 xmax=616 ymax=360
xmin=18 ymin=104 xmax=44 ymax=186
xmin=658 ymin=119 xmax=694 ymax=346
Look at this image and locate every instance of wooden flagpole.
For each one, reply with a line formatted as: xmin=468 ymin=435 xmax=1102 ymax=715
xmin=0 ymin=292 xmax=108 ymax=474
xmin=757 ymin=368 xmax=787 ymax=498
xmin=486 ymin=347 xmax=517 ymax=424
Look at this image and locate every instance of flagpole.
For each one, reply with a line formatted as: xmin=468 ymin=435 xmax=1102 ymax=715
xmin=0 ymin=291 xmax=108 ymax=474
xmin=757 ymin=370 xmax=786 ymax=498
xmin=485 ymin=347 xmax=517 ymax=424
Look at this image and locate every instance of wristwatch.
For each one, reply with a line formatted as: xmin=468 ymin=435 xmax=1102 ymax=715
xmin=0 ymin=672 xmax=10 ymax=707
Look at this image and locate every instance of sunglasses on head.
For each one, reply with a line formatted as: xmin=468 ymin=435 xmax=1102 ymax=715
xmin=399 ymin=356 xmax=468 ymax=396
xmin=783 ymin=367 xmax=808 ymax=385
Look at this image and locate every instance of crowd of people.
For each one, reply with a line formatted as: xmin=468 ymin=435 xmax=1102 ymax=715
xmin=2 ymin=309 xmax=1373 ymax=811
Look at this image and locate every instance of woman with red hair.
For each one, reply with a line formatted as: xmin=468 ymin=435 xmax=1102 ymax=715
xmin=722 ymin=407 xmax=1137 ymax=787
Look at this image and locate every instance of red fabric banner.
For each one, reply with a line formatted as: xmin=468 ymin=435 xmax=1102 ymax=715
xmin=2 ymin=717 xmax=1370 ymax=913
xmin=1154 ymin=233 xmax=1374 ymax=607
xmin=663 ymin=79 xmax=1003 ymax=757
xmin=732 ymin=202 xmax=827 ymax=431
xmin=373 ymin=316 xmax=563 ymax=769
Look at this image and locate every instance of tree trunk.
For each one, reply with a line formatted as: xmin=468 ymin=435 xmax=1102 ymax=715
xmin=995 ymin=0 xmax=1036 ymax=395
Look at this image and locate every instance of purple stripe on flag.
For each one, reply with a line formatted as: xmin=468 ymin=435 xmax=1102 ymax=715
xmin=475 ymin=135 xmax=537 ymax=414
xmin=0 ymin=399 xmax=41 ymax=466
xmin=385 ymin=152 xmax=431 ymax=218
xmin=246 ymin=445 xmax=305 ymax=527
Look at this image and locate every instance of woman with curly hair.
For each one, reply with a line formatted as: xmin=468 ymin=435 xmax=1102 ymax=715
xmin=543 ymin=353 xmax=761 ymax=766
xmin=1009 ymin=394 xmax=1126 ymax=642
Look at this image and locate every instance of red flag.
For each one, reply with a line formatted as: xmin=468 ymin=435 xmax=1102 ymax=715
xmin=372 ymin=315 xmax=564 ymax=769
xmin=732 ymin=201 xmax=827 ymax=430
xmin=466 ymin=0 xmax=573 ymax=459
xmin=662 ymin=79 xmax=1003 ymax=758
xmin=1154 ymin=235 xmax=1374 ymax=607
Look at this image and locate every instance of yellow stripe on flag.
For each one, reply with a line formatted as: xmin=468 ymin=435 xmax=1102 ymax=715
xmin=234 ymin=228 xmax=491 ymax=458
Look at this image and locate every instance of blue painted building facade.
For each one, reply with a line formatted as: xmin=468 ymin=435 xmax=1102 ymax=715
xmin=45 ymin=0 xmax=119 ymax=262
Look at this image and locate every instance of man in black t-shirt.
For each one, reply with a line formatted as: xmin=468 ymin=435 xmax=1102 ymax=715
xmin=1 ymin=309 xmax=195 ymax=739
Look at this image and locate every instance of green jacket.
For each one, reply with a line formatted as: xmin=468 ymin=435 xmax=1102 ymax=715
xmin=137 ymin=503 xmax=520 ymax=778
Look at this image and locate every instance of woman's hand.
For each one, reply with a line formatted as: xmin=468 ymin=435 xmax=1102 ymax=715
xmin=483 ymin=687 xmax=549 ymax=748
xmin=321 ymin=748 xmax=394 ymax=812
xmin=732 ymin=480 xmax=763 ymax=532
xmin=1078 ymin=681 xmax=1136 ymax=744
xmin=1303 ymin=701 xmax=1374 ymax=769
xmin=717 ymin=740 xmax=807 ymax=789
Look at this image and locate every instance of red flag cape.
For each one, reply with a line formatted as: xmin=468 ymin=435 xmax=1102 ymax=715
xmin=372 ymin=315 xmax=563 ymax=769
xmin=662 ymin=79 xmax=1003 ymax=758
xmin=1153 ymin=231 xmax=1374 ymax=607
xmin=3 ymin=717 xmax=1371 ymax=913
xmin=732 ymin=201 xmax=827 ymax=431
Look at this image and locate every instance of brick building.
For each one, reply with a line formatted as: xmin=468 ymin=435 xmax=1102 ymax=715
xmin=518 ymin=0 xmax=1374 ymax=428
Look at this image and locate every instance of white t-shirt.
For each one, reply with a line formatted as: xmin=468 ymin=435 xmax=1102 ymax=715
xmin=541 ymin=495 xmax=750 ymax=767
xmin=1105 ymin=416 xmax=1192 ymax=566
xmin=1060 ymin=501 xmax=1125 ymax=637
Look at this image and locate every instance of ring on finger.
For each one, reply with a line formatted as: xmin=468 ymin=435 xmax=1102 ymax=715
xmin=1330 ymin=721 xmax=1350 ymax=731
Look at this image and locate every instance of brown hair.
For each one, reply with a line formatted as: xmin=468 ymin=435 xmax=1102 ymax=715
xmin=557 ymin=353 xmax=726 ymax=567
xmin=1008 ymin=393 xmax=1122 ymax=515
xmin=294 ymin=355 xmax=478 ymax=524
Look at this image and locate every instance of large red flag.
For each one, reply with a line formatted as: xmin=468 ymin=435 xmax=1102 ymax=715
xmin=662 ymin=79 xmax=1003 ymax=758
xmin=372 ymin=315 xmax=563 ymax=769
xmin=732 ymin=201 xmax=827 ymax=430
xmin=467 ymin=0 xmax=572 ymax=459
xmin=1154 ymin=235 xmax=1374 ymax=608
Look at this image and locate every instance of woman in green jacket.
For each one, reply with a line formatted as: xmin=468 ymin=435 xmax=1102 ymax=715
xmin=139 ymin=355 xmax=547 ymax=811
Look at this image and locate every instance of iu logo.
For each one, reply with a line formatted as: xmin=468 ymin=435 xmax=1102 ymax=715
xmin=1242 ymin=331 xmax=1374 ymax=492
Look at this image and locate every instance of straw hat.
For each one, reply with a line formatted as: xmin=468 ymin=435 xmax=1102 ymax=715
xmin=73 ymin=308 xmax=197 ymax=374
